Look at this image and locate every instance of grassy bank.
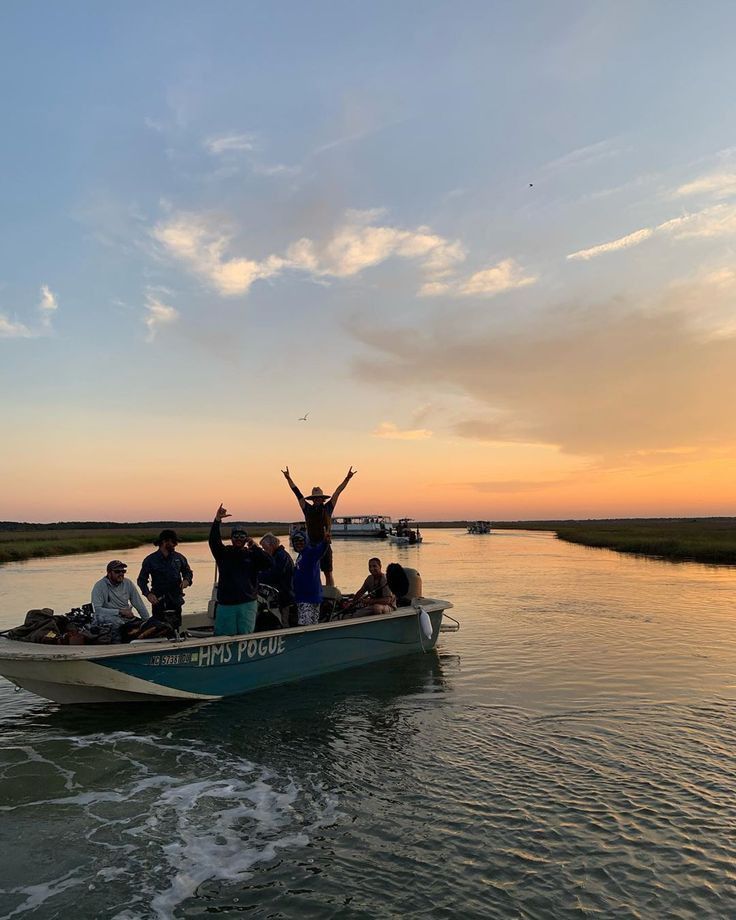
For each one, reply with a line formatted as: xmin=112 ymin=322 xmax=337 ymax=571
xmin=4 ymin=519 xmax=735 ymax=568
xmin=495 ymin=518 xmax=736 ymax=565
xmin=0 ymin=523 xmax=286 ymax=565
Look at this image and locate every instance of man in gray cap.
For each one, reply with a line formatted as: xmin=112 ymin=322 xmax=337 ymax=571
xmin=92 ymin=560 xmax=150 ymax=642
xmin=209 ymin=504 xmax=272 ymax=636
xmin=137 ymin=529 xmax=193 ymax=632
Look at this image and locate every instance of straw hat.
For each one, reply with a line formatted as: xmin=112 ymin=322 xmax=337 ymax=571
xmin=305 ymin=486 xmax=331 ymax=501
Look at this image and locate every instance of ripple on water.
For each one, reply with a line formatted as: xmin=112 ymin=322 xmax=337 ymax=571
xmin=2 ymin=532 xmax=736 ymax=917
xmin=0 ymin=730 xmax=342 ymax=919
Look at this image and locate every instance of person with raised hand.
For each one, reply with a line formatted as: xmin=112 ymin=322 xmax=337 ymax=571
xmin=281 ymin=466 xmax=357 ymax=587
xmin=209 ymin=503 xmax=272 ymax=637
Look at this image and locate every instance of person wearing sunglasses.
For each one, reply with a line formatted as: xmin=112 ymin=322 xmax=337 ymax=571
xmin=91 ymin=560 xmax=150 ymax=643
xmin=209 ymin=504 xmax=272 ymax=637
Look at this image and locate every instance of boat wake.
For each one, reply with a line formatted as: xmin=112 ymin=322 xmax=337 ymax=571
xmin=0 ymin=730 xmax=342 ymax=919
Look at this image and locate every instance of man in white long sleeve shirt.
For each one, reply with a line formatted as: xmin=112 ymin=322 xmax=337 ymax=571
xmin=91 ymin=560 xmax=150 ymax=642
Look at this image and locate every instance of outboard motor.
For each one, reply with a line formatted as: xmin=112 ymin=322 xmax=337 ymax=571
xmin=402 ymin=566 xmax=423 ymax=601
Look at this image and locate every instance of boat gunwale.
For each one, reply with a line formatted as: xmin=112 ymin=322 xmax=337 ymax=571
xmin=0 ymin=599 xmax=452 ymax=662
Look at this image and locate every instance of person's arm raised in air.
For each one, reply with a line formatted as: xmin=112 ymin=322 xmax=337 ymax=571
xmin=329 ymin=466 xmax=357 ymax=512
xmin=281 ymin=466 xmax=307 ymax=511
xmin=209 ymin=503 xmax=230 ymax=562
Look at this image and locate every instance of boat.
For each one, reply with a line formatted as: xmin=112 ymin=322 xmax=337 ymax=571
xmin=290 ymin=515 xmax=391 ymax=539
xmin=467 ymin=521 xmax=492 ymax=534
xmin=388 ymin=518 xmax=423 ymax=545
xmin=0 ymin=580 xmax=456 ymax=705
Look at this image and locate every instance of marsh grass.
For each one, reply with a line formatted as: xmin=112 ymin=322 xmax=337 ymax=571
xmin=495 ymin=518 xmax=736 ymax=565
xmin=4 ymin=519 xmax=735 ymax=567
xmin=0 ymin=523 xmax=283 ymax=565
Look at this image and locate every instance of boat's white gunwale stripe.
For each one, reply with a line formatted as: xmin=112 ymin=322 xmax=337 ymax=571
xmin=0 ymin=601 xmax=451 ymax=662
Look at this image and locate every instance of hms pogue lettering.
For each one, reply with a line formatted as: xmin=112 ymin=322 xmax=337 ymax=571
xmin=197 ymin=636 xmax=286 ymax=667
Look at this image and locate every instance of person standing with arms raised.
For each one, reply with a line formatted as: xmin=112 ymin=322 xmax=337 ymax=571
xmin=281 ymin=466 xmax=357 ymax=588
xmin=209 ymin=504 xmax=272 ymax=637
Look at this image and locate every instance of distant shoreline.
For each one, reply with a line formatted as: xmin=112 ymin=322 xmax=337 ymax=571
xmin=1 ymin=518 xmax=735 ymax=567
xmin=495 ymin=518 xmax=736 ymax=567
xmin=0 ymin=524 xmax=277 ymax=566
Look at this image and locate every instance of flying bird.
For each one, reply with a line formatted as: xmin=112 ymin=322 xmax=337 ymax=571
xmin=298 ymin=412 xmax=310 ymax=421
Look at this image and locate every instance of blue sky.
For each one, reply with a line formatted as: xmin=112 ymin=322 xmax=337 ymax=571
xmin=3 ymin=2 xmax=736 ymax=521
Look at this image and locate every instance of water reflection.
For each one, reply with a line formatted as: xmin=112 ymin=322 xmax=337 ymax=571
xmin=3 ymin=531 xmax=736 ymax=917
xmin=10 ymin=651 xmax=448 ymax=749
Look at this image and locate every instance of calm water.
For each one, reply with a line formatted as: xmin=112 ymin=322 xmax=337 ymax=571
xmin=1 ymin=530 xmax=735 ymax=919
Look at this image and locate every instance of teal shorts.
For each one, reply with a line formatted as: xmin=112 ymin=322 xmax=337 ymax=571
xmin=214 ymin=600 xmax=257 ymax=637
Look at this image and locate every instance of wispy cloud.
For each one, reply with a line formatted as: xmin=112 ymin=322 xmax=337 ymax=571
xmin=458 ymin=259 xmax=538 ymax=296
xmin=567 ymin=227 xmax=654 ymax=261
xmin=420 ymin=258 xmax=537 ymax=298
xmin=313 ymin=116 xmax=407 ymax=156
xmin=204 ymin=133 xmax=256 ymax=155
xmin=152 ymin=208 xmax=466 ymax=297
xmin=567 ymin=202 xmax=736 ymax=262
xmin=671 ymin=171 xmax=736 ymax=200
xmin=0 ymin=284 xmax=59 ymax=338
xmin=543 ymin=138 xmax=623 ymax=172
xmin=251 ymin=162 xmax=301 ymax=178
xmin=296 ymin=210 xmax=465 ymax=281
xmin=151 ymin=214 xmax=286 ymax=296
xmin=143 ymin=291 xmax=179 ymax=342
xmin=38 ymin=284 xmax=58 ymax=328
xmin=0 ymin=315 xmax=33 ymax=339
xmin=661 ymin=203 xmax=736 ymax=239
xmin=373 ymin=422 xmax=432 ymax=440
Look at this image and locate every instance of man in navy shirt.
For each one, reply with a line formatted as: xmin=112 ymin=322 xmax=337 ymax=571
xmin=209 ymin=504 xmax=272 ymax=636
xmin=137 ymin=529 xmax=193 ymax=631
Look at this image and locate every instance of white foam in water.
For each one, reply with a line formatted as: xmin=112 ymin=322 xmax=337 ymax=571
xmin=4 ymin=870 xmax=86 ymax=919
xmin=145 ymin=778 xmax=316 ymax=918
xmin=0 ymin=731 xmax=341 ymax=920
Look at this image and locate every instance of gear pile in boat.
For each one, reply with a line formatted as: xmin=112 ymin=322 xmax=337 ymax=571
xmin=1 ymin=603 xmax=174 ymax=645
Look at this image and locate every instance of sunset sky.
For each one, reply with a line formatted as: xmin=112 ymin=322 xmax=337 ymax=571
xmin=3 ymin=2 xmax=736 ymax=522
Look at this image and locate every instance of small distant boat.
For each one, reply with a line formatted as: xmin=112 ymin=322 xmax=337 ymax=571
xmin=467 ymin=521 xmax=492 ymax=534
xmin=291 ymin=515 xmax=391 ymax=539
xmin=388 ymin=518 xmax=423 ymax=545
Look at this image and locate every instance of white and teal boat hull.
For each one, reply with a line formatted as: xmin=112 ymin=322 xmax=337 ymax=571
xmin=0 ymin=601 xmax=453 ymax=705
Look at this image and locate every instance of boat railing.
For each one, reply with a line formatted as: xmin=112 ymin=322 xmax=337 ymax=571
xmin=439 ymin=613 xmax=460 ymax=633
